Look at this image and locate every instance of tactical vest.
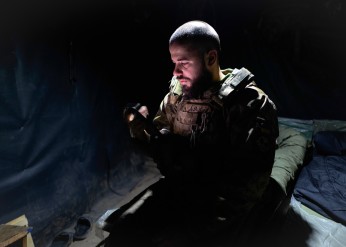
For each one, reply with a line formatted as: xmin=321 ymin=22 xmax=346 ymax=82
xmin=164 ymin=68 xmax=255 ymax=145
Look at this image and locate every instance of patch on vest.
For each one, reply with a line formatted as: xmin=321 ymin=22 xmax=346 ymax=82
xmin=173 ymin=101 xmax=213 ymax=137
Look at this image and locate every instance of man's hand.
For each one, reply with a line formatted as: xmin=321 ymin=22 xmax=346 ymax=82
xmin=124 ymin=103 xmax=149 ymax=123
xmin=123 ymin=103 xmax=161 ymax=142
xmin=128 ymin=105 xmax=149 ymax=122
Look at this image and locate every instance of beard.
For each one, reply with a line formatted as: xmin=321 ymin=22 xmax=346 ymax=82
xmin=181 ymin=68 xmax=213 ymax=99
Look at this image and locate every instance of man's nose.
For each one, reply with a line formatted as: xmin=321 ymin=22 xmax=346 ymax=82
xmin=173 ymin=64 xmax=183 ymax=77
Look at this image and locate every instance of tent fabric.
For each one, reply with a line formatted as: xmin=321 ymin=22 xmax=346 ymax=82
xmin=0 ymin=39 xmax=146 ymax=246
xmin=0 ymin=1 xmax=346 ymax=246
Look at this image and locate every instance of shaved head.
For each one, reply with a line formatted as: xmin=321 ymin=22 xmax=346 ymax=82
xmin=169 ymin=20 xmax=221 ymax=55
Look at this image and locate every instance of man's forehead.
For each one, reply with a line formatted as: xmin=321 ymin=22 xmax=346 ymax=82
xmin=169 ymin=43 xmax=200 ymax=58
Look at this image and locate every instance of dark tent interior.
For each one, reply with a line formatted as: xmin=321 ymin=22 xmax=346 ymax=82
xmin=1 ymin=0 xmax=346 ymax=246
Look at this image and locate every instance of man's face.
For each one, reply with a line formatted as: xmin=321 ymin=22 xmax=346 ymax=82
xmin=169 ymin=42 xmax=212 ymax=98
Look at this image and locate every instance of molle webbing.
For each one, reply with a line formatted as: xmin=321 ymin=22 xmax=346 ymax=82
xmin=172 ymin=100 xmax=214 ymax=137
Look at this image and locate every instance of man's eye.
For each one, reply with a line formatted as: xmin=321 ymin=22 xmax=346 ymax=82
xmin=179 ymin=62 xmax=189 ymax=68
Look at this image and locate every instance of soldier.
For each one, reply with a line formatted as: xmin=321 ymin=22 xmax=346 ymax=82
xmin=108 ymin=20 xmax=279 ymax=247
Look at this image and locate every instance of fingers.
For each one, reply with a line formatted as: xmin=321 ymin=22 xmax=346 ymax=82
xmin=127 ymin=113 xmax=135 ymax=122
xmin=124 ymin=105 xmax=149 ymax=123
xmin=138 ymin=106 xmax=149 ymax=118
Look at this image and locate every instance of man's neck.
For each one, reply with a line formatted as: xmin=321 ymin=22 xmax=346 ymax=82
xmin=211 ymin=66 xmax=225 ymax=82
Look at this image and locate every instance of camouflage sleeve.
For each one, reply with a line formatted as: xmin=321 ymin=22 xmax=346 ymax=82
xmin=152 ymin=93 xmax=173 ymax=134
xmin=217 ymin=85 xmax=279 ymax=218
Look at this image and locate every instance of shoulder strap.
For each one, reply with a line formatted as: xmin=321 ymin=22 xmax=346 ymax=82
xmin=218 ymin=67 xmax=254 ymax=99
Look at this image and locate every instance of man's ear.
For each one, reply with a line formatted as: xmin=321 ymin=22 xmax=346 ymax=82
xmin=206 ymin=50 xmax=217 ymax=65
